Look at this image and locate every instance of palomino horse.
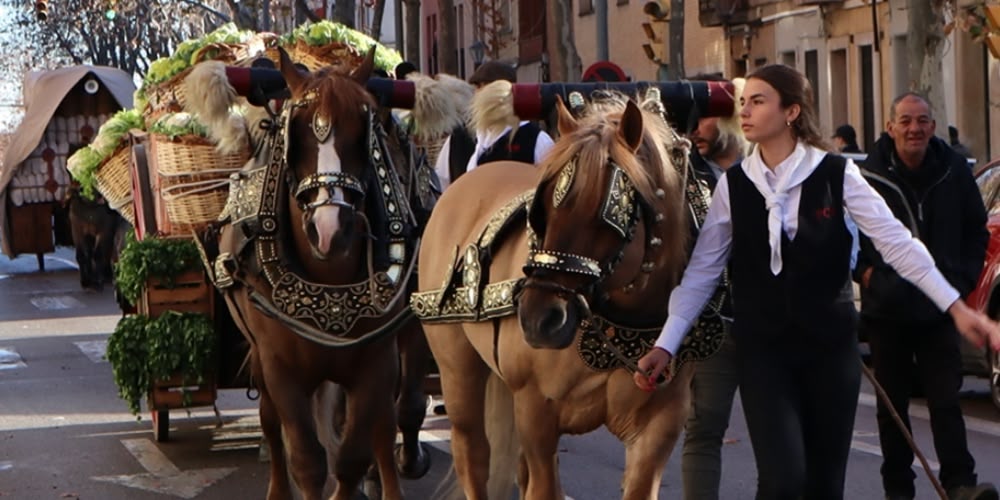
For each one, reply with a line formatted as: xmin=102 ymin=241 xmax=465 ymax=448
xmin=412 ymin=90 xmax=694 ymax=499
xmin=202 ymin=48 xmax=433 ymax=500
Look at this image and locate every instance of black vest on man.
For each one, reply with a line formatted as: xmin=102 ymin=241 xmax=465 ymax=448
xmin=726 ymin=154 xmax=855 ymax=345
xmin=448 ymin=123 xmax=541 ymax=184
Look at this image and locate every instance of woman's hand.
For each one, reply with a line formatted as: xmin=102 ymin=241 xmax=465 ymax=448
xmin=633 ymin=347 xmax=673 ymax=392
xmin=948 ymin=300 xmax=1000 ymax=351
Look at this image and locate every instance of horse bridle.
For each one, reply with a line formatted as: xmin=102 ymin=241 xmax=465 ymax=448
xmin=520 ymin=156 xmax=645 ymax=312
xmin=283 ymin=89 xmax=370 ymax=216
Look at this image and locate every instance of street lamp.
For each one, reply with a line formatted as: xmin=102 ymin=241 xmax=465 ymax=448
xmin=470 ymin=40 xmax=487 ymax=69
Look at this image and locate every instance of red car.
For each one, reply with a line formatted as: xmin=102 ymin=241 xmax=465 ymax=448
xmin=965 ymin=160 xmax=1000 ymax=410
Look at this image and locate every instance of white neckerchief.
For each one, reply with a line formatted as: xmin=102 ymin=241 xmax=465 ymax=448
xmin=742 ymin=142 xmax=822 ymax=275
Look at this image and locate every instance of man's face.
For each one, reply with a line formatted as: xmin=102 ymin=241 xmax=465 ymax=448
xmin=689 ymin=116 xmax=722 ymax=159
xmin=887 ymin=96 xmax=935 ymax=159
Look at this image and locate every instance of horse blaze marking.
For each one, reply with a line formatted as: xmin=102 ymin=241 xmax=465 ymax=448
xmin=92 ymin=439 xmax=236 ymax=499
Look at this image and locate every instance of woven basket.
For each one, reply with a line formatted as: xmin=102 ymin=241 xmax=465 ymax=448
xmin=149 ymin=133 xmax=247 ymax=232
xmin=93 ymin=145 xmax=133 ymax=217
xmin=287 ymin=39 xmax=364 ymax=72
xmin=143 ymin=67 xmax=192 ymax=123
xmin=109 ymin=196 xmax=136 ymax=226
xmin=143 ymin=42 xmax=249 ymax=122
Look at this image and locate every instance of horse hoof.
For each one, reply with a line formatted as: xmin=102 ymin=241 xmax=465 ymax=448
xmin=360 ymin=477 xmax=380 ymax=500
xmin=395 ymin=442 xmax=432 ymax=479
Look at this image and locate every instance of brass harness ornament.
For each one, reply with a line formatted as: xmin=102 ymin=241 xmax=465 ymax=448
xmin=210 ymin=92 xmax=420 ymax=348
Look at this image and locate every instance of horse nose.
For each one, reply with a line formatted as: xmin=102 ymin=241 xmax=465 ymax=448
xmin=526 ymin=304 xmax=567 ymax=336
xmin=310 ymin=206 xmax=341 ymax=254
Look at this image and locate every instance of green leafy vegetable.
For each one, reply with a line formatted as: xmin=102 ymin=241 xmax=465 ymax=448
xmin=114 ymin=231 xmax=203 ymax=304
xmin=283 ymin=20 xmax=402 ymax=71
xmin=148 ymin=112 xmax=209 ymax=139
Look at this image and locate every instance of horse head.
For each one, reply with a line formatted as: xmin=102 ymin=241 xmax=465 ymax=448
xmin=277 ymin=47 xmax=378 ymax=264
xmin=517 ymin=94 xmax=688 ymax=349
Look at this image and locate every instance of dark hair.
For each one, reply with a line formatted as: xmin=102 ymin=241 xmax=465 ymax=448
xmin=468 ymin=61 xmax=517 ymax=86
xmin=394 ymin=61 xmax=417 ymax=80
xmin=833 ymin=124 xmax=857 ymax=145
xmin=746 ymin=64 xmax=827 ymax=150
xmin=948 ymin=125 xmax=960 ymax=143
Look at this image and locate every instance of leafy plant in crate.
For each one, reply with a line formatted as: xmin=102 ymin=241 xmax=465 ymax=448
xmin=107 ymin=311 xmax=215 ymax=416
xmin=114 ymin=231 xmax=202 ymax=305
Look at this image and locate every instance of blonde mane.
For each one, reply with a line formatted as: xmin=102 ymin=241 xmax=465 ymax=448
xmin=537 ymin=93 xmax=685 ymax=217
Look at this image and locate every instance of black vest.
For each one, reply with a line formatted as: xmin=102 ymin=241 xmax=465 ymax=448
xmin=727 ymin=154 xmax=855 ymax=344
xmin=447 ymin=125 xmax=476 ymax=185
xmin=448 ymin=123 xmax=540 ymax=184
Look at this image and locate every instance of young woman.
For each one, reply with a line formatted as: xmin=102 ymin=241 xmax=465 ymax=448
xmin=634 ymin=64 xmax=1000 ymax=499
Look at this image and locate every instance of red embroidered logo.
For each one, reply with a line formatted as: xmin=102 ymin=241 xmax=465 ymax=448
xmin=509 ymin=143 xmax=521 ymax=153
xmin=816 ymin=207 xmax=834 ymax=219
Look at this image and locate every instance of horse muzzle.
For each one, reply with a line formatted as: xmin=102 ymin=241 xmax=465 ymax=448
xmin=517 ymin=283 xmax=588 ymax=349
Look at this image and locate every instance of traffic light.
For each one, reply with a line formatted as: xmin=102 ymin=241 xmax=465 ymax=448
xmin=34 ymin=0 xmax=49 ymax=21
xmin=986 ymin=4 xmax=1000 ymax=58
xmin=642 ymin=1 xmax=668 ymax=64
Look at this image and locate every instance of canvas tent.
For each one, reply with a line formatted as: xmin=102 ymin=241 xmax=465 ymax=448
xmin=0 ymin=65 xmax=134 ymax=260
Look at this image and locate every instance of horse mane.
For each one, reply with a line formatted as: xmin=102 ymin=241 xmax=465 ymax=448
xmin=537 ymin=93 xmax=683 ymax=219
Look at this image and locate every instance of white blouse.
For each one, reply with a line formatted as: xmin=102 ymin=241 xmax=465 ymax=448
xmin=654 ymin=145 xmax=960 ymax=355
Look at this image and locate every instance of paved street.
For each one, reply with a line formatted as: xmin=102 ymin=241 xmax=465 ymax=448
xmin=1 ymin=248 xmax=1000 ymax=499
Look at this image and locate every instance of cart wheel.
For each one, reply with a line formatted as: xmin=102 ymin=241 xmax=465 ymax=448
xmin=153 ymin=410 xmax=169 ymax=442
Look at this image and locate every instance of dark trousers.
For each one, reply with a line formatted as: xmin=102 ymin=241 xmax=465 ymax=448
xmin=736 ymin=324 xmax=861 ymax=500
xmin=862 ymin=317 xmax=976 ymax=497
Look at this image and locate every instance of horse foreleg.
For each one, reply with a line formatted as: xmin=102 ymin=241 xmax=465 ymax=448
xmin=425 ymin=326 xmax=492 ymax=500
xmin=258 ymin=377 xmax=293 ymax=500
xmin=395 ymin=320 xmax=431 ymax=479
xmin=619 ymin=364 xmax=694 ymax=500
xmin=512 ymin=389 xmax=563 ymax=500
xmin=264 ymin=368 xmax=327 ymax=500
xmin=332 ymin=370 xmax=400 ymax=500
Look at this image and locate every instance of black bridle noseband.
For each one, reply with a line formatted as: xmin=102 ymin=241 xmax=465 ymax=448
xmin=519 ymin=156 xmax=644 ymax=312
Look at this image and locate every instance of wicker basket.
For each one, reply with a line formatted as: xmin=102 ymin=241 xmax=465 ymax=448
xmin=143 ymin=67 xmax=192 ymax=123
xmin=149 ymin=133 xmax=247 ymax=233
xmin=93 ymin=145 xmax=133 ymax=209
xmin=143 ymin=42 xmax=250 ymax=122
xmin=287 ymin=39 xmax=364 ymax=72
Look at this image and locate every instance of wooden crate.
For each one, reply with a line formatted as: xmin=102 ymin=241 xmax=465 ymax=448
xmin=138 ymin=268 xmax=213 ymax=319
xmin=148 ymin=374 xmax=216 ymax=410
xmin=7 ymin=202 xmax=54 ymax=256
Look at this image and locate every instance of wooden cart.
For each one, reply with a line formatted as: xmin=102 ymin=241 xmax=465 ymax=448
xmin=127 ymin=134 xmax=251 ymax=442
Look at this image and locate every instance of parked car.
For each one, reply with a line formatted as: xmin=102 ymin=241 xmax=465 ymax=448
xmin=964 ymin=159 xmax=1000 ymax=409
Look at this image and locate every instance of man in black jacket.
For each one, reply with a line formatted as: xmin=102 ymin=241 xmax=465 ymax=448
xmin=855 ymin=92 xmax=996 ymax=500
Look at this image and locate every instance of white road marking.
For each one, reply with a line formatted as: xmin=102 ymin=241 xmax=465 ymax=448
xmin=858 ymin=392 xmax=1000 ymax=437
xmin=851 ymin=439 xmax=940 ymax=472
xmin=0 ymin=347 xmax=25 ymax=370
xmin=74 ymin=340 xmax=108 ymax=363
xmin=92 ymin=438 xmax=237 ymax=499
xmin=0 ymin=461 xmax=11 ymax=471
xmin=29 ymin=295 xmax=84 ymax=310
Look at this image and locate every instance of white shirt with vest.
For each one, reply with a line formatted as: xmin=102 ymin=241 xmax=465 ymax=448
xmin=433 ymin=121 xmax=554 ymax=190
xmin=655 ymin=143 xmax=960 ymax=355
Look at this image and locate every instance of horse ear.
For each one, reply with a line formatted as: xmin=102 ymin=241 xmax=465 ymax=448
xmin=618 ymin=100 xmax=644 ymax=153
xmin=555 ymin=95 xmax=578 ymax=137
xmin=351 ymin=46 xmax=377 ymax=85
xmin=277 ymin=47 xmax=306 ymax=95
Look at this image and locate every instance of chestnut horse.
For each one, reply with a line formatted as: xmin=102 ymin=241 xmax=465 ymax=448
xmin=414 ymin=92 xmax=695 ymax=499
xmin=208 ymin=48 xmax=432 ymax=500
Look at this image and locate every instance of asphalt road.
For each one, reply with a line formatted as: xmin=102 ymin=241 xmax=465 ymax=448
xmin=2 ymin=248 xmax=1000 ymax=499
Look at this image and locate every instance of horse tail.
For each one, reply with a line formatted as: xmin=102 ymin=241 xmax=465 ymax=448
xmin=183 ymin=60 xmax=249 ymax=155
xmin=432 ymin=373 xmax=520 ymax=500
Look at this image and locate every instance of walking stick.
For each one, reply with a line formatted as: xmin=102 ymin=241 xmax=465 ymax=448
xmin=861 ymin=362 xmax=948 ymax=500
